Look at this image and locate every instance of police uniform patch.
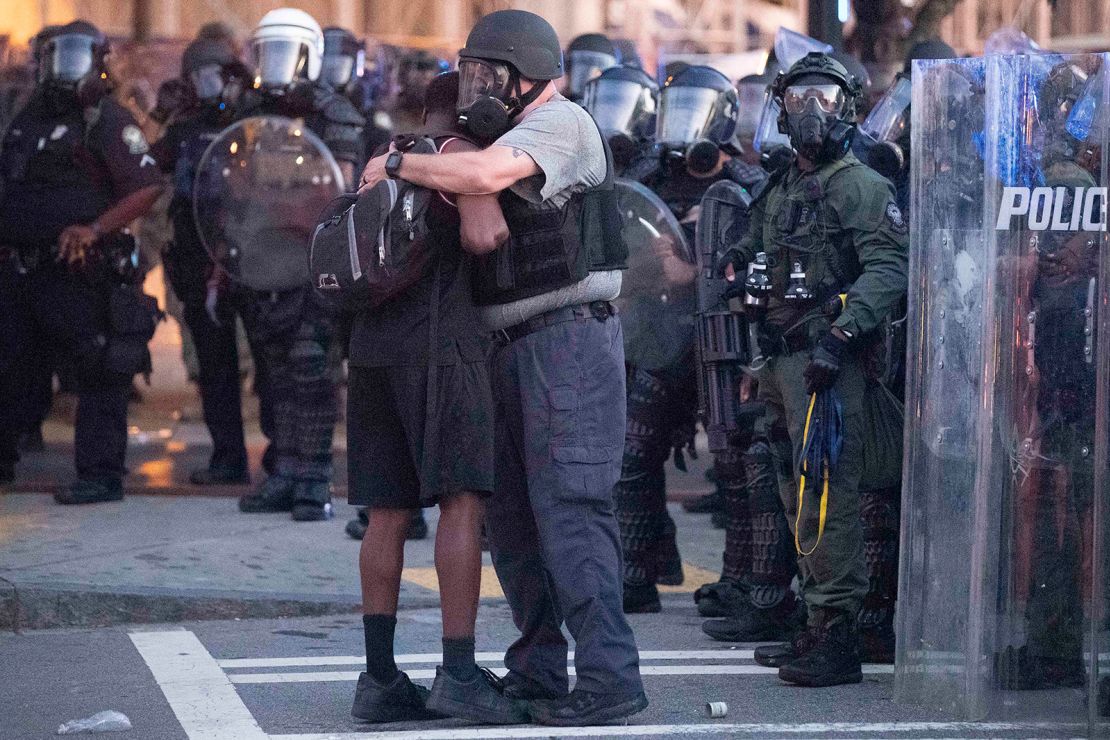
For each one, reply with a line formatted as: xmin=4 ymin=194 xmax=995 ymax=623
xmin=122 ymin=124 xmax=149 ymax=155
xmin=886 ymin=201 xmax=907 ymax=234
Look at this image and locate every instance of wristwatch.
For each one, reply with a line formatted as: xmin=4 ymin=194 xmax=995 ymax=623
xmin=385 ymin=150 xmax=404 ymax=179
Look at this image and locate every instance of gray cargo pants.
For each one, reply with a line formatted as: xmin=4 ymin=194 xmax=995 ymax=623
xmin=486 ymin=304 xmax=644 ymax=697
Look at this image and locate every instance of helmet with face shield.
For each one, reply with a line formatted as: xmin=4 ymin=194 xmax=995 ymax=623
xmin=656 ymin=65 xmax=740 ymax=174
xmin=250 ymin=8 xmax=324 ymax=92
xmin=564 ymin=33 xmax=618 ymax=102
xmin=582 ymin=64 xmax=657 ymax=166
xmin=181 ymin=38 xmax=243 ymax=106
xmin=854 ymin=72 xmax=911 ymax=179
xmin=321 ymin=27 xmax=364 ymax=91
xmin=36 ymin=21 xmax=111 ymax=106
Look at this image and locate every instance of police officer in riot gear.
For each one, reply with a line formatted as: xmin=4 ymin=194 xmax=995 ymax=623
xmin=152 ymin=38 xmax=253 ymax=486
xmin=580 ymin=64 xmax=657 ymax=174
xmin=616 ymin=65 xmax=767 ymax=615
xmin=359 ymin=9 xmax=647 ymax=725
xmin=0 ymin=21 xmax=163 ymax=499
xmin=717 ymin=52 xmax=908 ymax=687
xmin=232 ymin=8 xmax=364 ymax=520
xmin=321 ymin=27 xmax=392 ymax=158
xmin=562 ymin=33 xmax=619 ymax=104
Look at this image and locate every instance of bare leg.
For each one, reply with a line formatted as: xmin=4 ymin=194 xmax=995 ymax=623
xmin=360 ymin=507 xmax=413 ymax=614
xmin=435 ymin=492 xmax=485 ymax=638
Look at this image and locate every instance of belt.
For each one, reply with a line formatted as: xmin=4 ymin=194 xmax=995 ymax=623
xmin=493 ymin=300 xmax=616 ymax=346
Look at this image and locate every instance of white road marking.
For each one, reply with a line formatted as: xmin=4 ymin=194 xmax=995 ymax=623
xmin=130 ymin=630 xmax=267 ymax=740
xmin=267 ymin=721 xmax=1091 ymax=740
xmin=218 ymin=649 xmax=758 ymax=669
xmin=229 ymin=664 xmax=893 ymax=684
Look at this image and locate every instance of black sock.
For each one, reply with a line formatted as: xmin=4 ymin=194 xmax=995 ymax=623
xmin=442 ymin=636 xmax=478 ymax=681
xmin=363 ymin=614 xmax=399 ymax=684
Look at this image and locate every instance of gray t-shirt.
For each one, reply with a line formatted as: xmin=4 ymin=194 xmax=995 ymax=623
xmin=479 ymin=95 xmax=621 ymax=328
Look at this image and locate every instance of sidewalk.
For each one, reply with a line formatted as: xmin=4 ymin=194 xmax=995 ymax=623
xmin=0 ymin=493 xmax=725 ymax=631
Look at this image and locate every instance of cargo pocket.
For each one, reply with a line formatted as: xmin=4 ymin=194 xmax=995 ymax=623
xmin=549 ymin=385 xmax=578 ymax=442
xmin=551 ymin=445 xmax=619 ymax=504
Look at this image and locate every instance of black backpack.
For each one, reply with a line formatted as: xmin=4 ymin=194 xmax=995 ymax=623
xmin=309 ymin=137 xmax=437 ymax=314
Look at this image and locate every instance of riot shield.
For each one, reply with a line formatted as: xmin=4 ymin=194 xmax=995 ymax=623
xmin=897 ymin=53 xmax=1110 ymax=736
xmin=694 ymin=179 xmax=753 ymax=452
xmin=611 ymin=179 xmax=697 ymax=370
xmin=193 ymin=115 xmax=344 ymax=292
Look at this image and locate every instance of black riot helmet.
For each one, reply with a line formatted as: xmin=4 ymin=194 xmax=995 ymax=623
xmin=564 ymin=32 xmax=618 ymax=102
xmin=456 ymin=10 xmax=564 ymax=141
xmin=181 ymin=38 xmax=243 ymax=104
xmin=582 ymin=64 xmax=657 ymax=166
xmin=903 ymin=38 xmax=957 ymax=76
xmin=772 ymin=52 xmax=862 ymax=164
xmin=36 ymin=21 xmax=111 ymax=106
xmin=321 ymin=27 xmax=365 ymax=91
xmin=656 ymin=65 xmax=740 ymax=175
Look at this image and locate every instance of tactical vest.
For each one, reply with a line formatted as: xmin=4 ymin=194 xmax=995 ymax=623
xmin=762 ymin=157 xmax=862 ymax=311
xmin=0 ymin=94 xmax=112 ymax=247
xmin=472 ymin=121 xmax=626 ymax=306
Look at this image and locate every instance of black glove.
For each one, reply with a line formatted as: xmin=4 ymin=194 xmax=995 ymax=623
xmin=804 ymin=331 xmax=849 ymax=395
xmin=715 ymin=247 xmax=747 ymax=278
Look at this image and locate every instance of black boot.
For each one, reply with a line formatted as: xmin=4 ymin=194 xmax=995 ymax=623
xmin=623 ymin=581 xmax=661 ymax=614
xmin=754 ymin=625 xmax=819 ymax=668
xmin=778 ymin=612 xmax=862 ymax=687
xmin=655 ymin=517 xmax=684 ymax=586
xmin=426 ymin=666 xmax=529 ymax=724
xmin=291 ymin=481 xmax=333 ymax=522
xmin=238 ymin=474 xmax=295 ymax=513
xmin=346 ymin=508 xmax=369 ymax=540
xmin=350 ymin=671 xmax=441 ymax=723
xmin=859 ymin=620 xmax=896 ymax=665
xmin=693 ymin=580 xmax=749 ymax=618
xmin=54 ymin=479 xmax=124 ymax=505
xmin=702 ymin=593 xmax=800 ymax=642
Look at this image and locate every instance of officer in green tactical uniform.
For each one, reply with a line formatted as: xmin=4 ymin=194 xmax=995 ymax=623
xmin=717 ymin=52 xmax=908 ymax=687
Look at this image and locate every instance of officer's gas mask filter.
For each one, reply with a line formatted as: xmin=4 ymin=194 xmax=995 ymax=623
xmin=744 ymin=252 xmax=771 ymax=307
xmin=38 ymin=31 xmax=108 ymax=108
xmin=189 ymin=63 xmax=246 ymax=111
xmin=855 ymin=73 xmax=910 ymax=180
xmin=457 ymin=57 xmax=547 ymax=142
xmin=656 ymin=84 xmax=734 ymax=176
xmin=778 ymin=77 xmax=855 ymax=163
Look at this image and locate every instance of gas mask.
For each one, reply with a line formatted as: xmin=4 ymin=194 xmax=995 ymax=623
xmin=781 ymin=82 xmax=853 ymax=163
xmin=457 ymin=57 xmax=546 ymax=143
xmin=38 ymin=31 xmax=109 ymax=110
xmin=582 ymin=71 xmax=657 ymax=169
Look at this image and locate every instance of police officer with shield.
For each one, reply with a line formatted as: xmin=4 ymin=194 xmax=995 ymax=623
xmin=615 ymin=65 xmax=767 ymax=615
xmin=359 ymin=9 xmax=646 ymax=725
xmin=717 ymin=52 xmax=908 ymax=687
xmin=152 ymin=38 xmax=253 ymax=486
xmin=229 ymin=8 xmax=364 ymax=520
xmin=0 ymin=21 xmax=163 ymax=500
xmin=580 ymin=64 xmax=657 ymax=175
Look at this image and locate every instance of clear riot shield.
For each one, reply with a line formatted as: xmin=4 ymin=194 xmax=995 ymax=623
xmin=897 ymin=53 xmax=1110 ymax=736
xmin=193 ymin=115 xmax=344 ymax=292
xmin=612 ymin=179 xmax=697 ymax=370
xmin=694 ymin=180 xmax=753 ymax=452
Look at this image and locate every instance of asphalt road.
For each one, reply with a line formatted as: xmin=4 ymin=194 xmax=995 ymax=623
xmin=2 ymin=603 xmax=1102 ymax=740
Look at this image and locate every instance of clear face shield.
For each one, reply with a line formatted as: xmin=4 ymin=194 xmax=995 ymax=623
xmin=736 ymin=81 xmax=767 ymax=139
xmin=565 ymin=50 xmax=617 ymax=99
xmin=752 ymin=87 xmax=791 ymax=153
xmin=252 ymin=38 xmax=310 ymax=89
xmin=39 ymin=34 xmax=96 ymax=85
xmin=190 ymin=63 xmax=226 ymax=102
xmin=582 ymin=78 xmax=654 ymax=136
xmin=860 ymin=74 xmax=911 ymax=144
xmin=656 ymin=85 xmax=726 ymax=148
xmin=321 ymin=53 xmax=356 ymax=89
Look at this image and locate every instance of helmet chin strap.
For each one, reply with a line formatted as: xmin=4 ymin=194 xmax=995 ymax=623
xmin=505 ymin=71 xmax=546 ymax=118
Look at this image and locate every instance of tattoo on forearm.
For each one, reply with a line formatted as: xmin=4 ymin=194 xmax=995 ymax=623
xmin=512 ymin=148 xmax=525 ymax=158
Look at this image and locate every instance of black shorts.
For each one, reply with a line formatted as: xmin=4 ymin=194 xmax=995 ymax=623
xmin=347 ymin=363 xmax=494 ymax=508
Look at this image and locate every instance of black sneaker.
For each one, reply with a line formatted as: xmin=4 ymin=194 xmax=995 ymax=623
xmin=778 ymin=615 xmax=862 ymax=687
xmin=529 ymin=688 xmax=648 ymax=727
xmin=682 ymin=492 xmax=722 ymax=514
xmin=426 ymin=666 xmax=528 ymax=724
xmin=346 ymin=509 xmax=369 ymax=540
xmin=500 ymin=671 xmax=568 ymax=701
xmin=407 ymin=511 xmax=428 ymax=540
xmin=238 ymin=475 xmax=295 ymax=513
xmin=694 ymin=580 xmax=750 ymax=618
xmin=190 ymin=466 xmax=250 ymax=485
xmin=351 ymin=671 xmax=442 ymax=723
xmin=54 ymin=479 xmax=124 ymax=505
xmin=291 ymin=482 xmax=332 ymax=521
xmin=702 ymin=593 xmax=799 ymax=642
xmin=623 ymin=582 xmax=661 ymax=614
xmin=754 ymin=626 xmax=819 ymax=668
